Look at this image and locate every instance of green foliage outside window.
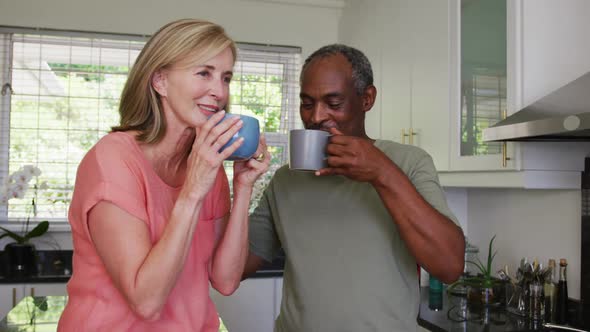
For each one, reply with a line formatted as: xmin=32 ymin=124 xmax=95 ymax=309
xmin=8 ymin=64 xmax=289 ymax=220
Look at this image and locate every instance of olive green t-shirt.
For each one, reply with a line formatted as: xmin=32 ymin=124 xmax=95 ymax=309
xmin=249 ymin=140 xmax=459 ymax=332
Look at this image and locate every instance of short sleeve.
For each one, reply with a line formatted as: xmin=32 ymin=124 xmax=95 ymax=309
xmin=248 ymin=180 xmax=281 ymax=263
xmin=408 ymin=150 xmax=460 ymax=226
xmin=68 ymin=136 xmax=148 ymax=241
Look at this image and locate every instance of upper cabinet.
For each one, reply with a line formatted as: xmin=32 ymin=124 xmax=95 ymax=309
xmin=339 ymin=0 xmax=590 ymax=188
xmin=339 ymin=0 xmax=452 ymax=172
xmin=446 ymin=0 xmax=590 ymax=188
xmin=449 ymin=0 xmax=512 ymax=171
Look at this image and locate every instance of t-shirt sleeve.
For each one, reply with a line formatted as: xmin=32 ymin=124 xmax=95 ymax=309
xmin=248 ymin=180 xmax=281 ymax=263
xmin=68 ymin=139 xmax=148 ymax=241
xmin=407 ymin=150 xmax=460 ymax=226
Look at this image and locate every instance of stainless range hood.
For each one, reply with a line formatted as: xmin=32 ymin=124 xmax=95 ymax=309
xmin=483 ymin=72 xmax=590 ymax=142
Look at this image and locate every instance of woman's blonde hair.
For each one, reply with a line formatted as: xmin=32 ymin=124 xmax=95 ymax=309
xmin=112 ymin=19 xmax=236 ymax=143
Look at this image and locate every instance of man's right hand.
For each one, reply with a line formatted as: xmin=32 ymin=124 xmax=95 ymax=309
xmin=315 ymin=128 xmax=392 ymax=186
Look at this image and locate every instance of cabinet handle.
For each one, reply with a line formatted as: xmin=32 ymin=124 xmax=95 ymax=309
xmin=502 ymin=142 xmax=511 ymax=168
xmin=409 ymin=128 xmax=417 ymax=145
xmin=401 ymin=128 xmax=409 ymax=144
xmin=30 ymin=287 xmax=35 ymax=297
xmin=12 ymin=288 xmax=16 ymax=307
xmin=501 ymin=110 xmax=511 ymax=168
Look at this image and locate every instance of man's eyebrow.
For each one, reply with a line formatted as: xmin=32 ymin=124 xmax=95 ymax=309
xmin=323 ymin=93 xmax=344 ymax=99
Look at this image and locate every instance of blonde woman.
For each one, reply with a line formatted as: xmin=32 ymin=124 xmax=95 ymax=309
xmin=58 ymin=19 xmax=270 ymax=332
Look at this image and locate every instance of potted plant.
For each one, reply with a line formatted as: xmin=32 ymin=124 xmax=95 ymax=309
xmin=0 ymin=165 xmax=50 ymax=277
xmin=449 ymin=235 xmax=504 ymax=307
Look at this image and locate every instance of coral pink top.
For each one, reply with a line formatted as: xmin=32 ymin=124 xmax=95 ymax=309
xmin=58 ymin=132 xmax=230 ymax=332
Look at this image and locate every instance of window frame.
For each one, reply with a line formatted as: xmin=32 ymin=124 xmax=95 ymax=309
xmin=0 ymin=26 xmax=301 ymax=230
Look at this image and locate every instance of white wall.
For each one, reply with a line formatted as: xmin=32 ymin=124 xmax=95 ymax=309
xmin=444 ymin=188 xmax=468 ymax=233
xmin=0 ymin=0 xmax=342 ymax=60
xmin=466 ymin=188 xmax=582 ymax=298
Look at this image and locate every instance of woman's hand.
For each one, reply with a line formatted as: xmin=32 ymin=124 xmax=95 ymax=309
xmin=232 ymin=136 xmax=270 ymax=191
xmin=183 ymin=111 xmax=244 ymax=199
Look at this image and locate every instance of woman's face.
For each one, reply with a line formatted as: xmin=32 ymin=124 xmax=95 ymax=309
xmin=154 ymin=47 xmax=234 ymax=128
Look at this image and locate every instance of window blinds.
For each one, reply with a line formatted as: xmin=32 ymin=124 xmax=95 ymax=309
xmin=0 ymin=27 xmax=301 ymax=224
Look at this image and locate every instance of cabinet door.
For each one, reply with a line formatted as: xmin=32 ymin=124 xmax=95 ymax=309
xmin=273 ymin=277 xmax=283 ymax=319
xmin=25 ymin=283 xmax=67 ymax=297
xmin=339 ymin=0 xmax=397 ymax=140
xmin=449 ymin=0 xmax=519 ymax=171
xmin=210 ymin=278 xmax=275 ymax=332
xmin=408 ymin=0 xmax=452 ymax=171
xmin=377 ymin=0 xmax=412 ymax=143
xmin=0 ymin=284 xmax=25 ymax=318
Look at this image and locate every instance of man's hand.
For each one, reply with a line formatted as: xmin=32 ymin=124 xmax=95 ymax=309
xmin=315 ymin=128 xmax=391 ymax=184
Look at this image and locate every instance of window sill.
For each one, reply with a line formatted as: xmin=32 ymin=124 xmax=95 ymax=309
xmin=0 ymin=221 xmax=71 ymax=232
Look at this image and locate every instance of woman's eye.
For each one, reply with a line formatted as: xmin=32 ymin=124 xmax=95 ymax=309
xmin=196 ymin=71 xmax=210 ymax=78
xmin=224 ymin=76 xmax=232 ymax=84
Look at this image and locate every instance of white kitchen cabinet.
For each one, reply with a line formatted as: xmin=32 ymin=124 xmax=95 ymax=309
xmin=210 ymin=277 xmax=281 ymax=332
xmin=341 ymin=0 xmax=590 ymax=188
xmin=444 ymin=0 xmax=590 ymax=187
xmin=24 ymin=283 xmax=67 ymax=298
xmin=341 ymin=0 xmax=451 ymax=171
xmin=273 ymin=277 xmax=283 ymax=319
xmin=0 ymin=282 xmax=67 ymax=318
xmin=0 ymin=284 xmax=25 ymax=318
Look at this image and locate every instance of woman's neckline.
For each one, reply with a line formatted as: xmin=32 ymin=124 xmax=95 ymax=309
xmin=113 ymin=131 xmax=184 ymax=191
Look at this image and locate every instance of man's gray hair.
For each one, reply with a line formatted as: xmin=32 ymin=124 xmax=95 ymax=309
xmin=301 ymin=44 xmax=374 ymax=95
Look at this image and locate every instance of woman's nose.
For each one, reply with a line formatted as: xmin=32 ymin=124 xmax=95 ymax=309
xmin=208 ymin=78 xmax=226 ymax=100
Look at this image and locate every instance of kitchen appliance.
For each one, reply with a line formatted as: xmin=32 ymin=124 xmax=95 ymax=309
xmin=483 ymin=72 xmax=590 ymax=142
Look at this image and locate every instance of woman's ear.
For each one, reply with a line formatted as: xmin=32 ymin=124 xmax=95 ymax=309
xmin=151 ymin=70 xmax=168 ymax=97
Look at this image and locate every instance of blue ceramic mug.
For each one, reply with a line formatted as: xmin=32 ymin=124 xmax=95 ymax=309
xmin=218 ymin=114 xmax=260 ymax=160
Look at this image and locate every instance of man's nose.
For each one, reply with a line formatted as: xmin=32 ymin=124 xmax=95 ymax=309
xmin=310 ymin=105 xmax=328 ymax=125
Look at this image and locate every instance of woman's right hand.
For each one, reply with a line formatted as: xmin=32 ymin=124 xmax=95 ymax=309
xmin=183 ymin=111 xmax=243 ymax=199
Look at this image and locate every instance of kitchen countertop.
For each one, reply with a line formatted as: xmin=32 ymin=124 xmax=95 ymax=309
xmin=0 ymin=250 xmax=284 ymax=283
xmin=0 ymin=296 xmax=230 ymax=332
xmin=417 ymin=286 xmax=584 ymax=332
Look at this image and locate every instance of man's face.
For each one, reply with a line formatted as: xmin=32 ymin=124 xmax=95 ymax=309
xmin=299 ymin=54 xmax=368 ymax=137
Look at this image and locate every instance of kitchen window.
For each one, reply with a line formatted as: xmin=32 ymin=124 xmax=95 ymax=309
xmin=0 ymin=27 xmax=301 ymax=227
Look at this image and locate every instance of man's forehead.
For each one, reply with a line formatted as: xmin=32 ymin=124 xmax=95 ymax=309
xmin=301 ymin=55 xmax=352 ymax=89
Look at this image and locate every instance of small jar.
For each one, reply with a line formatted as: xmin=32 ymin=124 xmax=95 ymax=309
xmin=464 ymin=242 xmax=480 ymax=277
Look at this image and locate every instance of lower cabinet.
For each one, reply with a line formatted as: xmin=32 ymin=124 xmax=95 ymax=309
xmin=0 ymin=282 xmax=67 ymax=318
xmin=0 ymin=284 xmax=24 ymax=318
xmin=25 ymin=283 xmax=67 ymax=298
xmin=210 ymin=277 xmax=282 ymax=332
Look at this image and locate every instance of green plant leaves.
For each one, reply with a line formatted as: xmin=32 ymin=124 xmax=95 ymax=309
xmin=0 ymin=220 xmax=49 ymax=244
xmin=0 ymin=226 xmax=26 ymax=243
xmin=23 ymin=221 xmax=49 ymax=242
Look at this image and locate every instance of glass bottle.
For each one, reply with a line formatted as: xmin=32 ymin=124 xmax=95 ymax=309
xmin=544 ymin=259 xmax=557 ymax=322
xmin=555 ymin=258 xmax=569 ymax=324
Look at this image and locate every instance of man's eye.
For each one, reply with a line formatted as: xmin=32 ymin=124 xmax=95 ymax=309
xmin=224 ymin=76 xmax=232 ymax=84
xmin=300 ymin=103 xmax=313 ymax=109
xmin=328 ymin=103 xmax=342 ymax=109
